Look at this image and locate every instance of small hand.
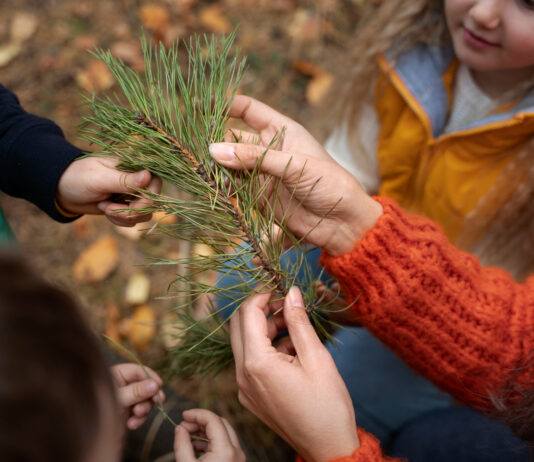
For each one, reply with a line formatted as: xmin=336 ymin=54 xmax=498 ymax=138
xmin=210 ymin=95 xmax=383 ymax=256
xmin=230 ymin=287 xmax=359 ymax=462
xmin=174 ymin=409 xmax=245 ymax=462
xmin=111 ymin=363 xmax=164 ymax=430
xmin=57 ymin=156 xmax=162 ymax=227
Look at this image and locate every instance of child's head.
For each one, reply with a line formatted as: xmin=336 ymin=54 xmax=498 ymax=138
xmin=445 ymin=0 xmax=534 ymax=75
xmin=0 ymin=253 xmax=122 ymax=462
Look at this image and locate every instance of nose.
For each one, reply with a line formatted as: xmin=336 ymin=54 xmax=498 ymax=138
xmin=469 ymin=0 xmax=502 ymax=29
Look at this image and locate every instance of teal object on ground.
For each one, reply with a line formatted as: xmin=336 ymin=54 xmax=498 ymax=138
xmin=0 ymin=206 xmax=16 ymax=243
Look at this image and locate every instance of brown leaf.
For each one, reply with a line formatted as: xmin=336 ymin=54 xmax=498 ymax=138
xmin=153 ymin=210 xmax=178 ymax=225
xmin=199 ymin=5 xmax=232 ymax=34
xmin=72 ymin=215 xmax=93 ymax=238
xmin=306 ymin=71 xmax=333 ymax=105
xmin=127 ymin=305 xmax=156 ymax=350
xmin=10 ymin=12 xmax=39 ymax=43
xmin=139 ymin=4 xmax=170 ymax=41
xmin=111 ymin=41 xmax=144 ymax=70
xmin=292 ymin=59 xmax=322 ymax=77
xmin=73 ymin=236 xmax=119 ymax=283
xmin=76 ymin=59 xmax=115 ymax=92
xmin=124 ymin=272 xmax=151 ymax=305
xmin=103 ymin=302 xmax=122 ymax=351
xmin=73 ymin=34 xmax=98 ymax=51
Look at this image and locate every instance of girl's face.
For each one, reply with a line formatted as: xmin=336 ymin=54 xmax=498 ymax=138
xmin=445 ymin=0 xmax=534 ymax=72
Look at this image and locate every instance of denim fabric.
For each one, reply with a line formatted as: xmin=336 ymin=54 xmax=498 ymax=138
xmin=389 ymin=407 xmax=533 ymax=462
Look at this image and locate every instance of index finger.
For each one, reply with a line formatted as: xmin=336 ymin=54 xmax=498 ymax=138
xmin=240 ymin=291 xmax=276 ymax=359
xmin=111 ymin=363 xmax=163 ymax=386
xmin=229 ymin=95 xmax=293 ymax=134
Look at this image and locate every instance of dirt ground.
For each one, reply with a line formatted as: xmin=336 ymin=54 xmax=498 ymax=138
xmin=0 ymin=0 xmax=364 ymax=460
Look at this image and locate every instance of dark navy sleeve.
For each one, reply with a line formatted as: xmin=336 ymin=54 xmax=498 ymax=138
xmin=0 ymin=84 xmax=83 ymax=222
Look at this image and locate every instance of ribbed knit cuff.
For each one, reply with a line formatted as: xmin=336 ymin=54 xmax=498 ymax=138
xmin=295 ymin=428 xmax=394 ymax=462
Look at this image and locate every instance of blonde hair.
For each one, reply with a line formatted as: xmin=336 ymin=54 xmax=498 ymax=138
xmin=321 ymin=0 xmax=534 ymax=279
xmin=325 ymin=0 xmax=448 ymax=137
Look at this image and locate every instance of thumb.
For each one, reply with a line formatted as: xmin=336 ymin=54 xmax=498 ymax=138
xmin=284 ymin=286 xmax=324 ymax=364
xmin=118 ymin=379 xmax=159 ymax=408
xmin=174 ymin=426 xmax=196 ymax=462
xmin=209 ymin=142 xmax=305 ymax=181
xmin=98 ymin=168 xmax=152 ymax=196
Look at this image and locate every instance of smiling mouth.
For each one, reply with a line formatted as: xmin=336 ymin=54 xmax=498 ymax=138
xmin=462 ymin=26 xmax=500 ymax=48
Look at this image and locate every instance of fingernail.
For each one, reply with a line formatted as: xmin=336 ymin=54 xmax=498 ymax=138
xmin=288 ymin=286 xmax=304 ymax=308
xmin=135 ymin=170 xmax=147 ymax=186
xmin=146 ymin=380 xmax=158 ymax=393
xmin=209 ymin=143 xmax=235 ymax=161
xmin=175 ymin=426 xmax=181 ymax=434
xmin=97 ymin=202 xmax=107 ymax=212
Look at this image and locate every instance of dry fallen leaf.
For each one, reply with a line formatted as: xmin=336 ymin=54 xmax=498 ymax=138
xmin=128 ymin=305 xmax=156 ymax=350
xmin=72 ymin=215 xmax=93 ymax=238
xmin=124 ymin=272 xmax=151 ymax=305
xmin=153 ymin=210 xmax=178 ymax=225
xmin=76 ymin=59 xmax=115 ymax=92
xmin=10 ymin=12 xmax=38 ymax=43
xmin=292 ymin=60 xmax=333 ymax=105
xmin=161 ymin=312 xmax=185 ymax=350
xmin=103 ymin=302 xmax=122 ymax=350
xmin=0 ymin=43 xmax=21 ymax=68
xmin=199 ymin=5 xmax=232 ymax=34
xmin=114 ymin=222 xmax=146 ymax=241
xmin=110 ymin=41 xmax=144 ymax=70
xmin=139 ymin=4 xmax=170 ymax=41
xmin=307 ymin=71 xmax=333 ymax=105
xmin=73 ymin=236 xmax=119 ymax=283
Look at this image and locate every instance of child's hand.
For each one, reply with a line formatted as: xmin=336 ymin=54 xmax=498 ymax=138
xmin=174 ymin=409 xmax=245 ymax=462
xmin=110 ymin=363 xmax=165 ymax=430
xmin=57 ymin=156 xmax=162 ymax=227
xmin=209 ymin=95 xmax=383 ymax=256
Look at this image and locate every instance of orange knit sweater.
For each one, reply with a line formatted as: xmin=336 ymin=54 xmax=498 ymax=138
xmin=299 ymin=196 xmax=534 ymax=462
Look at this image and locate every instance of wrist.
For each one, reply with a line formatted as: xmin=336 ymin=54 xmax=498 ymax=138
xmin=54 ymin=193 xmax=81 ymax=218
xmin=326 ymin=197 xmax=383 ymax=256
xmin=308 ymin=431 xmax=360 ymax=462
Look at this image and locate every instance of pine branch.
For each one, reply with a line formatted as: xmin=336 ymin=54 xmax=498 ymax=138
xmin=134 ymin=111 xmax=287 ymax=298
xmin=82 ymin=31 xmax=345 ymax=378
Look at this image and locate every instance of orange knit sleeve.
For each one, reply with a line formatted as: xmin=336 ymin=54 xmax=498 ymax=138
xmin=320 ymin=197 xmax=534 ymax=409
xmin=295 ymin=428 xmax=400 ymax=462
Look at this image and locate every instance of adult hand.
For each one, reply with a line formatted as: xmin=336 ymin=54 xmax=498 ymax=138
xmin=231 ymin=287 xmax=359 ymax=462
xmin=174 ymin=409 xmax=245 ymax=462
xmin=209 ymin=95 xmax=382 ymax=256
xmin=111 ymin=363 xmax=165 ymax=430
xmin=57 ymin=156 xmax=162 ymax=227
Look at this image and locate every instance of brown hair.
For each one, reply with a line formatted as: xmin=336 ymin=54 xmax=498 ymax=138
xmin=0 ymin=252 xmax=116 ymax=462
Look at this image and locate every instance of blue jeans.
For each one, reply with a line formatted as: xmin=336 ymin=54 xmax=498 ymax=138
xmin=216 ymin=248 xmax=525 ymax=456
xmin=389 ymin=407 xmax=532 ymax=461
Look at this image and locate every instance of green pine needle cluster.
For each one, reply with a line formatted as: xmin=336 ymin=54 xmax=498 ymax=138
xmin=82 ymin=31 xmax=344 ymax=378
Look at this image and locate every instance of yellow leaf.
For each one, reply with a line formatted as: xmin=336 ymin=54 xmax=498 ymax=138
xmin=128 ymin=305 xmax=156 ymax=350
xmin=73 ymin=236 xmax=119 ymax=283
xmin=0 ymin=43 xmax=21 ymax=68
xmin=306 ymin=71 xmax=333 ymax=105
xmin=139 ymin=4 xmax=170 ymax=40
xmin=10 ymin=12 xmax=39 ymax=43
xmin=124 ymin=272 xmax=151 ymax=305
xmin=199 ymin=5 xmax=231 ymax=34
xmin=153 ymin=210 xmax=178 ymax=225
